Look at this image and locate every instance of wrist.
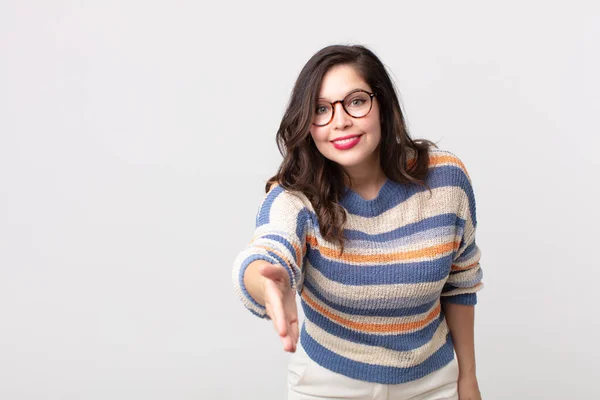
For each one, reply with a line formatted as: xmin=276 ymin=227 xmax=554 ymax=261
xmin=244 ymin=260 xmax=272 ymax=306
xmin=458 ymin=373 xmax=479 ymax=385
xmin=457 ymin=362 xmax=477 ymax=382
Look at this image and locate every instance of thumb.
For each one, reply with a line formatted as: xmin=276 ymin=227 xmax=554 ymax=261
xmin=259 ymin=263 xmax=289 ymax=284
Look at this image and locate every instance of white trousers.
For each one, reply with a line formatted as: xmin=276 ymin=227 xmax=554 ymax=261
xmin=288 ymin=341 xmax=459 ymax=400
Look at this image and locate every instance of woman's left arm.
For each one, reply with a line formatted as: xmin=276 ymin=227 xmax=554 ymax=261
xmin=443 ymin=302 xmax=482 ymax=400
xmin=441 ymin=153 xmax=484 ymax=399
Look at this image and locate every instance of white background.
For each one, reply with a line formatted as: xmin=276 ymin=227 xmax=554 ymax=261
xmin=1 ymin=1 xmax=599 ymax=399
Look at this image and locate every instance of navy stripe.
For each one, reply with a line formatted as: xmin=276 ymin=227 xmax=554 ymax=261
xmin=261 ymin=234 xmax=298 ymax=262
xmin=262 ymin=250 xmax=295 ymax=284
xmin=256 ymin=185 xmax=284 ymax=226
xmin=239 ymin=254 xmax=276 ymax=309
xmin=296 ymin=208 xmax=311 ymax=239
xmin=301 ymin=326 xmax=456 ymax=384
xmin=301 ymin=300 xmax=443 ymax=351
xmin=442 ymin=282 xmax=459 ymax=292
xmin=458 ymin=171 xmax=477 ymax=226
xmin=455 ymin=215 xmax=466 ymax=231
xmin=456 ymin=240 xmax=478 ymax=262
xmin=441 ymin=293 xmax=477 ymax=305
xmin=242 ymin=252 xmax=294 ymax=291
xmin=340 ymin=164 xmax=471 ymax=217
xmin=306 ymin=248 xmax=452 ymax=285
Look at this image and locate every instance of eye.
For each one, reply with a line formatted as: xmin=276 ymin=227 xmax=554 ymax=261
xmin=345 ymin=93 xmax=369 ymax=108
xmin=315 ymin=105 xmax=330 ymax=114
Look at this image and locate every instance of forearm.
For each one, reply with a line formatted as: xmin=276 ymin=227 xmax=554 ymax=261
xmin=243 ymin=260 xmax=269 ymax=306
xmin=442 ymin=302 xmax=477 ymax=380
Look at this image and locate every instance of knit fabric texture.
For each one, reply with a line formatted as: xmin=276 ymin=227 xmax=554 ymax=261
xmin=231 ymin=148 xmax=484 ymax=384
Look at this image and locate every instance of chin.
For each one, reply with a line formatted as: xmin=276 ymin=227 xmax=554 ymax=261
xmin=326 ymin=153 xmax=374 ymax=168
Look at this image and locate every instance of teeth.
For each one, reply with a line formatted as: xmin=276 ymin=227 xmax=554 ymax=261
xmin=334 ymin=137 xmax=358 ymax=144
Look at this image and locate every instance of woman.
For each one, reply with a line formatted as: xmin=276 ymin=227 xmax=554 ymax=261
xmin=232 ymin=44 xmax=483 ymax=400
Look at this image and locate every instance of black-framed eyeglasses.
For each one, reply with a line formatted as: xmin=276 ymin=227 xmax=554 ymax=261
xmin=312 ymin=89 xmax=376 ymax=127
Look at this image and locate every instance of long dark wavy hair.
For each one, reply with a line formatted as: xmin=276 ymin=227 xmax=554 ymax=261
xmin=267 ymin=44 xmax=437 ymax=253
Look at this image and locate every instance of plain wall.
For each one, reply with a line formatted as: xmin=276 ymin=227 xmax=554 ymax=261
xmin=1 ymin=1 xmax=599 ymax=399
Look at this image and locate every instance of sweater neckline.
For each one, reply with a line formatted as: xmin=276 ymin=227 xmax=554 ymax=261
xmin=341 ymin=178 xmax=401 ymax=216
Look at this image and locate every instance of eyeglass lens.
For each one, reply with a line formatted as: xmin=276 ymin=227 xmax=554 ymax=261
xmin=313 ymin=90 xmax=373 ymax=126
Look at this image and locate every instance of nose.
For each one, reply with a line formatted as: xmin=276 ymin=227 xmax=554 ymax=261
xmin=331 ymin=102 xmax=352 ymax=130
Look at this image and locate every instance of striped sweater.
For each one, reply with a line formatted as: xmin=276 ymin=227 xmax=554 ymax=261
xmin=232 ymin=148 xmax=483 ymax=384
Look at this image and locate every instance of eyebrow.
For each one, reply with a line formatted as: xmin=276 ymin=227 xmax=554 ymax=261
xmin=317 ymin=88 xmax=370 ymax=102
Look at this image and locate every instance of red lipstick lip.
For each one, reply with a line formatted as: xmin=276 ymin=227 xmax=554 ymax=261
xmin=331 ymin=134 xmax=362 ymax=142
xmin=331 ymin=134 xmax=362 ymax=150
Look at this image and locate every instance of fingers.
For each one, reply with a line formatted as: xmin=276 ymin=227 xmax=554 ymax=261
xmin=280 ymin=319 xmax=299 ymax=353
xmin=264 ymin=280 xmax=288 ymax=337
xmin=281 ymin=334 xmax=295 ymax=353
xmin=267 ymin=298 xmax=298 ymax=353
xmin=281 ymin=320 xmax=298 ymax=353
xmin=280 ymin=304 xmax=299 ymax=353
xmin=290 ymin=319 xmax=299 ymax=349
xmin=261 ymin=263 xmax=299 ymax=353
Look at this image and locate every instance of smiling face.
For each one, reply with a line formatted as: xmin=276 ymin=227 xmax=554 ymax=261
xmin=309 ymin=64 xmax=382 ymax=176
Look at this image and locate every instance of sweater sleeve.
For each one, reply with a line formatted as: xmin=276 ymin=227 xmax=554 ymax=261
xmin=441 ymin=159 xmax=484 ymax=306
xmin=232 ymin=184 xmax=310 ymax=319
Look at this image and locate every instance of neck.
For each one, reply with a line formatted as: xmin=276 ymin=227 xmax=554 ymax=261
xmin=342 ymin=157 xmax=387 ymax=192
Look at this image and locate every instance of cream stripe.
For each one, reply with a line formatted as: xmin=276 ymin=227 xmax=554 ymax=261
xmin=303 ymin=287 xmax=440 ymax=333
xmin=304 ymin=316 xmax=450 ymax=367
xmin=260 ymin=189 xmax=307 ymax=235
xmin=335 ymin=233 xmax=458 ymax=260
xmin=451 ymin=262 xmax=482 ymax=281
xmin=344 ymin=186 xmax=463 ymax=235
xmin=449 ymin=267 xmax=481 ymax=284
xmin=345 ymin=225 xmax=456 ymax=250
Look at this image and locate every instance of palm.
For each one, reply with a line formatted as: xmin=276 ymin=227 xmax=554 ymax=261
xmin=259 ymin=263 xmax=299 ymax=352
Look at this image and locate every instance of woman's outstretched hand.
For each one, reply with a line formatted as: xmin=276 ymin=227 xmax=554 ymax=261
xmin=258 ymin=263 xmax=299 ymax=353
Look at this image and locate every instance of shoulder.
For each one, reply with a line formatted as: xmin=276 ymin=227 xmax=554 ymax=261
xmin=262 ymin=182 xmax=312 ymax=211
xmin=428 ymin=148 xmax=476 ymax=195
xmin=255 ymin=182 xmax=313 ymax=228
xmin=428 ymin=148 xmax=470 ymax=175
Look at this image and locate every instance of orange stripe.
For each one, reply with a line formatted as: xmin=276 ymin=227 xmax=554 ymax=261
xmin=306 ymin=236 xmax=459 ymax=264
xmin=430 ymin=154 xmax=470 ymax=180
xmin=451 ymin=261 xmax=480 ymax=271
xmin=302 ymin=290 xmax=440 ymax=333
xmin=293 ymin=242 xmax=302 ymax=266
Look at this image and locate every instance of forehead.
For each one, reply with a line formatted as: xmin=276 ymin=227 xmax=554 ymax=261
xmin=318 ymin=64 xmax=371 ymax=100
